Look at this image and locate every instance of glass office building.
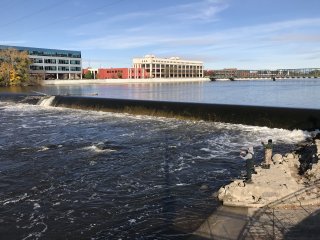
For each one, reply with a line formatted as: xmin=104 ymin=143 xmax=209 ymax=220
xmin=0 ymin=45 xmax=82 ymax=80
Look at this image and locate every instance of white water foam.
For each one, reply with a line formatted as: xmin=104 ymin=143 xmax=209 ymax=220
xmin=84 ymin=145 xmax=117 ymax=153
xmin=2 ymin=193 xmax=28 ymax=206
xmin=37 ymin=96 xmax=55 ymax=107
xmin=211 ymin=122 xmax=312 ymax=146
xmin=1 ymin=101 xmax=315 ymax=148
xmin=37 ymin=146 xmax=50 ymax=152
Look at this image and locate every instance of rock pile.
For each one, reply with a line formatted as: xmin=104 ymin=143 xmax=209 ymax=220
xmin=305 ymin=139 xmax=320 ymax=182
xmin=218 ymin=135 xmax=320 ymax=208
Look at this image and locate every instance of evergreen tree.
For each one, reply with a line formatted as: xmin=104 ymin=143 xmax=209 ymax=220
xmin=83 ymin=71 xmax=93 ymax=79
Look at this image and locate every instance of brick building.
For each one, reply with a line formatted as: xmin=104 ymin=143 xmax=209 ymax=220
xmin=97 ymin=68 xmax=148 ymax=79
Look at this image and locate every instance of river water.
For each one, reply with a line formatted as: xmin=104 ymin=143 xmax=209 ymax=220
xmin=0 ymin=79 xmax=318 ymax=239
xmin=1 ymin=78 xmax=320 ymax=109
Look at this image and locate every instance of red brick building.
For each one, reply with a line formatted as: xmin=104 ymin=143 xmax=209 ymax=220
xmin=97 ymin=68 xmax=149 ymax=79
xmin=82 ymin=67 xmax=149 ymax=79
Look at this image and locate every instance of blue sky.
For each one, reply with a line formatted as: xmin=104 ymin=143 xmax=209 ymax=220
xmin=1 ymin=0 xmax=320 ymax=69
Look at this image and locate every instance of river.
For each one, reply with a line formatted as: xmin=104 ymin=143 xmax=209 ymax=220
xmin=0 ymin=79 xmax=317 ymax=239
xmin=1 ymin=78 xmax=320 ymax=109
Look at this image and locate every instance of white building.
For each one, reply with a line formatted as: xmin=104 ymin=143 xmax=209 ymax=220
xmin=132 ymin=55 xmax=203 ymax=79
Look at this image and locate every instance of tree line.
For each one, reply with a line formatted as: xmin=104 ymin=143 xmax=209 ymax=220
xmin=0 ymin=48 xmax=40 ymax=87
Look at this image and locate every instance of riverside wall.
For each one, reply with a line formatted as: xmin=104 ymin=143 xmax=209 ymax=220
xmin=50 ymin=96 xmax=320 ymax=130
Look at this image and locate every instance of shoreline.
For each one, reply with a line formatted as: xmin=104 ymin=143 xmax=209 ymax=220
xmin=42 ymin=78 xmax=209 ymax=85
xmin=193 ymin=135 xmax=320 ymax=239
xmin=41 ymin=77 xmax=319 ymax=85
xmin=217 ymin=136 xmax=320 ymax=208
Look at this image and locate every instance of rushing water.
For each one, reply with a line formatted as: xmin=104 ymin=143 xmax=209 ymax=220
xmin=1 ymin=79 xmax=320 ymax=109
xmin=0 ymin=101 xmax=311 ymax=239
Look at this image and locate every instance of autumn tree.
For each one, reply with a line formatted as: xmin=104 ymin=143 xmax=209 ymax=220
xmin=0 ymin=48 xmax=32 ymax=86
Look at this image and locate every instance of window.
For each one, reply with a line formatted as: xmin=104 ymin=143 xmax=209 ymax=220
xmin=58 ymin=59 xmax=69 ymax=64
xmin=58 ymin=66 xmax=69 ymax=71
xmin=44 ymin=59 xmax=56 ymax=64
xmin=70 ymin=67 xmax=81 ymax=71
xmin=0 ymin=46 xmax=82 ymax=59
xmin=70 ymin=60 xmax=80 ymax=65
xmin=30 ymin=65 xmax=43 ymax=70
xmin=45 ymin=66 xmax=57 ymax=71
xmin=32 ymin=58 xmax=43 ymax=63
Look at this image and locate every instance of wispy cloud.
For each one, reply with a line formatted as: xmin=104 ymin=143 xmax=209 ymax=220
xmin=73 ymin=0 xmax=320 ymax=69
xmin=76 ymin=17 xmax=320 ymax=51
xmin=272 ymin=34 xmax=320 ymax=43
xmin=164 ymin=0 xmax=229 ymax=22
xmin=77 ymin=35 xmax=167 ymax=50
xmin=0 ymin=40 xmax=27 ymax=46
xmin=71 ymin=0 xmax=229 ymax=37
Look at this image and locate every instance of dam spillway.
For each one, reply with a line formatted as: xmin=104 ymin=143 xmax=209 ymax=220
xmin=1 ymin=93 xmax=320 ymax=130
xmin=52 ymin=95 xmax=320 ymax=130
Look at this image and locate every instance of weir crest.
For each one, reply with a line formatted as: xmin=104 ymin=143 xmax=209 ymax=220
xmin=38 ymin=96 xmax=55 ymax=107
xmin=1 ymin=93 xmax=319 ymax=130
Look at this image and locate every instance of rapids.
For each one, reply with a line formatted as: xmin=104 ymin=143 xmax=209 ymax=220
xmin=0 ymin=102 xmax=310 ymax=239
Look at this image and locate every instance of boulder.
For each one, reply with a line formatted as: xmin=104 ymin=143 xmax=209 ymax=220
xmin=272 ymin=154 xmax=283 ymax=164
xmin=305 ymin=162 xmax=320 ymax=182
xmin=200 ymin=184 xmax=209 ymax=191
xmin=283 ymin=153 xmax=295 ymax=161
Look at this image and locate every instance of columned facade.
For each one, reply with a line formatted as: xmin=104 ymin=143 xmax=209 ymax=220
xmin=132 ymin=55 xmax=203 ymax=79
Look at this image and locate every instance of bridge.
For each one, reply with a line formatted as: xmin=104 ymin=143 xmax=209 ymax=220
xmin=206 ymin=68 xmax=320 ymax=80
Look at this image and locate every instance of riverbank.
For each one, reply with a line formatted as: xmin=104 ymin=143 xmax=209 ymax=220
xmin=41 ymin=77 xmax=319 ymax=85
xmin=217 ymin=135 xmax=320 ymax=208
xmin=213 ymin=77 xmax=319 ymax=81
xmin=193 ymin=134 xmax=320 ymax=239
xmin=42 ymin=78 xmax=209 ymax=85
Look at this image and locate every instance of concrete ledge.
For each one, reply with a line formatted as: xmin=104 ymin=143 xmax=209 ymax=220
xmin=50 ymin=96 xmax=320 ymax=130
xmin=1 ymin=93 xmax=320 ymax=130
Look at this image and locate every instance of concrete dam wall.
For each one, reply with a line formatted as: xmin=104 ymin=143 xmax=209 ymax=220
xmin=51 ymin=96 xmax=320 ymax=130
xmin=1 ymin=93 xmax=320 ymax=130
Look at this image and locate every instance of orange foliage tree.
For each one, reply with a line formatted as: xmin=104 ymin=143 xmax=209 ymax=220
xmin=0 ymin=48 xmax=31 ymax=86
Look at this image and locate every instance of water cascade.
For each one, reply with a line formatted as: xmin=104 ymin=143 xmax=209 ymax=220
xmin=37 ymin=96 xmax=56 ymax=107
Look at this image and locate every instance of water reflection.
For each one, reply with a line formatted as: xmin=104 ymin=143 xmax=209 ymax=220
xmin=0 ymin=79 xmax=319 ymax=108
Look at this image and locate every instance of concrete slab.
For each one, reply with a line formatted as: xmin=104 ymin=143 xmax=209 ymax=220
xmin=192 ymin=206 xmax=249 ymax=239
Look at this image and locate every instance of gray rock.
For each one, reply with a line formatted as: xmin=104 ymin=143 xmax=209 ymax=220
xmin=200 ymin=184 xmax=209 ymax=191
xmin=212 ymin=192 xmax=219 ymax=199
xmin=283 ymin=153 xmax=294 ymax=161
